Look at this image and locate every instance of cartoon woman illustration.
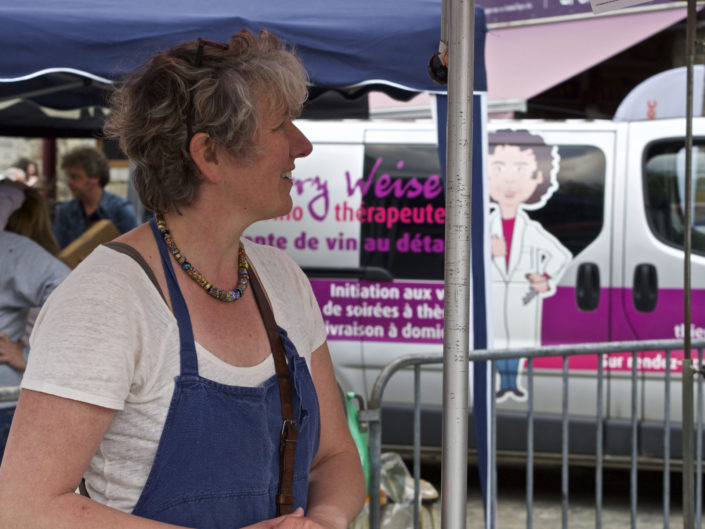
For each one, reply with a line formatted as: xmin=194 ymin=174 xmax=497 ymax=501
xmin=488 ymin=130 xmax=572 ymax=400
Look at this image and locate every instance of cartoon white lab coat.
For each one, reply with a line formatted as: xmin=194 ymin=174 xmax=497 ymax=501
xmin=490 ymin=208 xmax=572 ymax=398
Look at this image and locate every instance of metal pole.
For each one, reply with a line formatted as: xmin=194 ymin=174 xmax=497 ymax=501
xmin=683 ymin=1 xmax=696 ymax=527
xmin=441 ymin=0 xmax=475 ymax=528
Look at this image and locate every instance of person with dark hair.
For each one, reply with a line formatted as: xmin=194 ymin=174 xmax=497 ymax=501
xmin=487 ymin=129 xmax=572 ymax=400
xmin=0 ymin=29 xmax=365 ymax=529
xmin=52 ymin=146 xmax=138 ymax=248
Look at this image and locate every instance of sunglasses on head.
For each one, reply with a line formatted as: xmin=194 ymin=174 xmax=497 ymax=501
xmin=185 ymin=38 xmax=229 ymax=145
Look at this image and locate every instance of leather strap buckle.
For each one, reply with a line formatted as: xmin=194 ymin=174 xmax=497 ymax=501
xmin=280 ymin=418 xmax=298 ymax=441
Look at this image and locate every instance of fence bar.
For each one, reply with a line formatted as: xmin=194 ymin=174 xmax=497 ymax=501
xmin=683 ymin=359 xmax=695 ymax=529
xmin=561 ymin=356 xmax=569 ymax=529
xmin=526 ymin=358 xmax=534 ymax=529
xmin=368 ymin=406 xmax=383 ymax=529
xmin=596 ymin=354 xmax=603 ymax=529
xmin=490 ymin=361 xmax=497 ymax=529
xmin=664 ymin=348 xmax=672 ymax=529
xmin=630 ymin=351 xmax=638 ymax=529
xmin=414 ymin=364 xmax=421 ymax=529
xmin=469 ymin=339 xmax=696 ymax=362
xmin=696 ymin=348 xmax=703 ymax=528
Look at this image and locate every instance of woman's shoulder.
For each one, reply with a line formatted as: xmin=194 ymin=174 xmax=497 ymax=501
xmin=241 ymin=238 xmax=312 ymax=299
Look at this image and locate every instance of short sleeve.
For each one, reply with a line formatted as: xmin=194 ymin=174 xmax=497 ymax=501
xmin=22 ymin=250 xmax=159 ymax=410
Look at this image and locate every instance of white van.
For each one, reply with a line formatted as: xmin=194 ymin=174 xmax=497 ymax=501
xmin=245 ymin=115 xmax=705 ymax=462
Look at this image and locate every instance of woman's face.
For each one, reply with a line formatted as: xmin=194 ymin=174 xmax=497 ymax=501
xmin=224 ymin=100 xmax=312 ymax=222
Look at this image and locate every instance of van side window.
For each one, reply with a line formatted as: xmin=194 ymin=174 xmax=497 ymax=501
xmin=644 ymin=142 xmax=705 ymax=255
xmin=360 ymin=144 xmax=445 ymax=280
xmin=506 ymin=144 xmax=606 ymax=257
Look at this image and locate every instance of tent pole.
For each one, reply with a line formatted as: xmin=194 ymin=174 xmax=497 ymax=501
xmin=682 ymin=1 xmax=696 ymax=527
xmin=441 ymin=1 xmax=475 ymax=529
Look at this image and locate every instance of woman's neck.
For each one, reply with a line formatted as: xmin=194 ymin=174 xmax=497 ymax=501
xmin=161 ymin=206 xmax=245 ymax=282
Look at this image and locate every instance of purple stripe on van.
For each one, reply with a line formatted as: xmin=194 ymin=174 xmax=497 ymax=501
xmin=310 ymin=279 xmax=704 ymax=371
xmin=542 ymin=286 xmax=705 ymax=343
xmin=538 ymin=286 xmax=705 ymax=372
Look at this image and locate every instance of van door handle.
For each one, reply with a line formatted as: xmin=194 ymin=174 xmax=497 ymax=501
xmin=576 ymin=262 xmax=600 ymax=311
xmin=633 ymin=263 xmax=658 ymax=312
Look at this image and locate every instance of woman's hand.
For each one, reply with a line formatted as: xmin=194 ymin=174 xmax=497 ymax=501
xmin=0 ymin=333 xmax=26 ymax=370
xmin=244 ymin=508 xmax=327 ymax=529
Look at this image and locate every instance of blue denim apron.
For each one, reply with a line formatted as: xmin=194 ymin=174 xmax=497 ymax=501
xmin=131 ymin=218 xmax=320 ymax=529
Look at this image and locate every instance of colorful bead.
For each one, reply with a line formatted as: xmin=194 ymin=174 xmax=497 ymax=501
xmin=155 ymin=214 xmax=250 ymax=303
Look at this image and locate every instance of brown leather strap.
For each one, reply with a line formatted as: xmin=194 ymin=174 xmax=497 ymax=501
xmin=103 ymin=241 xmax=166 ymax=303
xmin=248 ymin=262 xmax=298 ymax=516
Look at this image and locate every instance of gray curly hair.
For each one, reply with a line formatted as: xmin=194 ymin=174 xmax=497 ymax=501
xmin=104 ymin=29 xmax=309 ymax=214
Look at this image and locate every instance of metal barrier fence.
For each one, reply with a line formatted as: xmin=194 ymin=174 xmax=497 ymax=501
xmin=362 ymin=339 xmax=705 ymax=529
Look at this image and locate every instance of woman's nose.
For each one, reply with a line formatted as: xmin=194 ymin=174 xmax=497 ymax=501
xmin=291 ymin=124 xmax=313 ymax=159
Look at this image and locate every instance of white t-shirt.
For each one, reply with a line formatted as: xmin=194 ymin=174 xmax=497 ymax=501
xmin=22 ymin=239 xmax=326 ymax=513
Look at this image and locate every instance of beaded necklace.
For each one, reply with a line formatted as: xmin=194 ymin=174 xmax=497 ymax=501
xmin=155 ymin=214 xmax=250 ymax=302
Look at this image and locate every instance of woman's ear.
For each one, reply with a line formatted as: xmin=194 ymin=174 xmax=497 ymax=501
xmin=189 ymin=132 xmax=221 ymax=183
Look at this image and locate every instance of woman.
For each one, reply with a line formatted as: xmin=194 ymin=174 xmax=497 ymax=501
xmin=0 ymin=181 xmax=70 ymax=461
xmin=6 ymin=184 xmax=61 ymax=256
xmin=0 ymin=30 xmax=365 ymax=529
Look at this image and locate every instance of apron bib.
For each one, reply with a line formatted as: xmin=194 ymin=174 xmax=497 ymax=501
xmin=131 ymin=218 xmax=320 ymax=529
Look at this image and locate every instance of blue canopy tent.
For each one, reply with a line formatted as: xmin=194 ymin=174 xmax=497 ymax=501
xmin=0 ymin=1 xmax=485 ymax=136
xmin=0 ymin=2 xmax=490 ymax=528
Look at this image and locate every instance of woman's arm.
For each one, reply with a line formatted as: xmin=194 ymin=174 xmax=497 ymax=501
xmin=0 ymin=390 xmax=188 ymax=529
xmin=0 ymin=389 xmax=353 ymax=529
xmin=305 ymin=342 xmax=366 ymax=529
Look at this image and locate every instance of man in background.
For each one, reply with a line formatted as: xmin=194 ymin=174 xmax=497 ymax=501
xmin=53 ymin=146 xmax=138 ymax=249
